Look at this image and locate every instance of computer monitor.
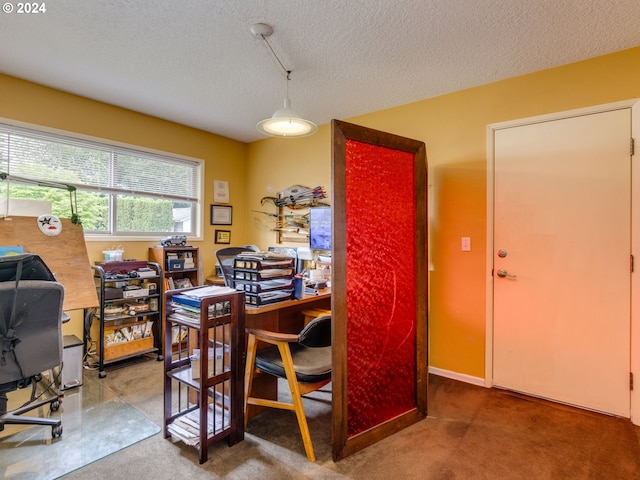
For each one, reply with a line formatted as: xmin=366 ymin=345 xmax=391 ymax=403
xmin=309 ymin=206 xmax=331 ymax=251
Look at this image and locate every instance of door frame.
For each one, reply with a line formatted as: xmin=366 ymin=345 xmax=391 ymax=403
xmin=485 ymin=99 xmax=640 ymax=423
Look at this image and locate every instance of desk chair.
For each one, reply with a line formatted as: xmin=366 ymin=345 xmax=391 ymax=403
xmin=0 ymin=254 xmax=65 ymax=438
xmin=215 ymin=247 xmax=258 ymax=288
xmin=244 ymin=314 xmax=332 ymax=462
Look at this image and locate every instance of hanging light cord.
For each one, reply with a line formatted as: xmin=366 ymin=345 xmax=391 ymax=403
xmin=256 ymin=32 xmax=292 ymax=81
xmin=253 ymin=22 xmax=318 ymax=137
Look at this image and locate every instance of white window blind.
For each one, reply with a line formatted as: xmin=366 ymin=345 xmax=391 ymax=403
xmin=0 ymin=123 xmax=201 ymax=236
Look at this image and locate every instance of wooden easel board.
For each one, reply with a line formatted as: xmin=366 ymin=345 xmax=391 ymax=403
xmin=0 ymin=216 xmax=98 ymax=311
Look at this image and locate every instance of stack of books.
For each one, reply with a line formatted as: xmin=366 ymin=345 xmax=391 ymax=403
xmin=168 ymin=286 xmax=237 ymax=326
xmin=178 ymin=251 xmax=195 ymax=269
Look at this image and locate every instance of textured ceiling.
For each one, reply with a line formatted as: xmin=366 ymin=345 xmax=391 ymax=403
xmin=1 ymin=0 xmax=640 ymax=143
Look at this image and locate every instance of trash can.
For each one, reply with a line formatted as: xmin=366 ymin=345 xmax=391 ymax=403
xmin=61 ymin=335 xmax=83 ymax=390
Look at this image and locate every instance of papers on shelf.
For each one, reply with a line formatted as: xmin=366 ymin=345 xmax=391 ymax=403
xmin=257 ymin=290 xmax=292 ymax=301
xmin=167 ymin=404 xmax=230 ymax=446
xmin=258 ymin=278 xmax=292 ymax=289
xmin=256 ymin=268 xmax=293 ymax=278
xmin=180 ymin=285 xmax=236 ymax=298
xmin=168 ymin=310 xmax=200 ymax=327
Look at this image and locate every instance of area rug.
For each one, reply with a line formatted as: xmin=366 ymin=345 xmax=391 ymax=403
xmin=0 ymin=373 xmax=160 ymax=479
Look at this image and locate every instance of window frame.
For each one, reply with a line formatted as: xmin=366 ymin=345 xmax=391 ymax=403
xmin=0 ymin=118 xmax=204 ymax=242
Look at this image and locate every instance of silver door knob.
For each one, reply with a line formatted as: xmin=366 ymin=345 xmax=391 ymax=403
xmin=497 ymin=269 xmax=516 ymax=278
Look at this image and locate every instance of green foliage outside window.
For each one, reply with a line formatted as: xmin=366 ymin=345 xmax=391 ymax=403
xmin=2 ymin=186 xmax=176 ymax=233
xmin=116 ymin=197 xmax=175 ymax=232
xmin=0 ymin=123 xmax=199 ymax=236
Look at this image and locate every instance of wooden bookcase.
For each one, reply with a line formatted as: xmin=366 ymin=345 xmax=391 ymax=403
xmin=163 ymin=287 xmax=245 ymax=463
xmin=149 ymin=246 xmax=203 ymax=291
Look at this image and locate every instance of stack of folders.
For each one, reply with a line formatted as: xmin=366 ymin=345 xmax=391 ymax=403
xmin=169 ymin=286 xmax=236 ymax=325
xmin=182 ymin=285 xmax=236 ymax=297
xmin=168 ymin=295 xmax=201 ymax=327
xmin=178 ymin=251 xmax=195 ymax=269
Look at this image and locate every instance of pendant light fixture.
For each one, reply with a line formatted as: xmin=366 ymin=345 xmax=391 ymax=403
xmin=252 ymin=23 xmax=317 ymax=138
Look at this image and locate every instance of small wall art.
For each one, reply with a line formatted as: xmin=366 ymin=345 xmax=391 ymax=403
xmin=215 ymin=229 xmax=231 ymax=244
xmin=210 ymin=205 xmax=232 ymax=225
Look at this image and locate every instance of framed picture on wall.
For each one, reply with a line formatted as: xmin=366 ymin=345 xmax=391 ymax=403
xmin=215 ymin=230 xmax=231 ymax=244
xmin=210 ymin=205 xmax=232 ymax=225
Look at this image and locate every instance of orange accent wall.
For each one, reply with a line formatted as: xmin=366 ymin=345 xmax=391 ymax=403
xmin=248 ymin=46 xmax=640 ymax=379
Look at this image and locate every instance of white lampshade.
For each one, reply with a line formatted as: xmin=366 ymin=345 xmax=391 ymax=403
xmin=257 ymin=98 xmax=317 ymax=138
xmin=251 ymin=23 xmax=317 ymax=138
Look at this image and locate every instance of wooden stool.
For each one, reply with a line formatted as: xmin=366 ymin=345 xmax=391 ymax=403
xmin=302 ymin=308 xmax=332 ymax=325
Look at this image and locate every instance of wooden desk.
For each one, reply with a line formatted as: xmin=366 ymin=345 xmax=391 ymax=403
xmin=245 ymin=289 xmax=331 ymax=331
xmin=244 ymin=289 xmax=331 ymax=419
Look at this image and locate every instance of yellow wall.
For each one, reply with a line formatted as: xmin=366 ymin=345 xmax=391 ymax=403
xmin=246 ymin=46 xmax=640 ymax=379
xmin=0 ymin=74 xmax=248 ymax=339
xmin=246 ymin=125 xmax=332 ymax=250
xmin=3 ymin=46 xmax=640 ymax=378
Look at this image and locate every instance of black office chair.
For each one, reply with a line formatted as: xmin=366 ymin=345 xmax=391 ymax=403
xmin=0 ymin=254 xmax=65 ymax=438
xmin=215 ymin=247 xmax=258 ymax=288
xmin=244 ymin=314 xmax=332 ymax=462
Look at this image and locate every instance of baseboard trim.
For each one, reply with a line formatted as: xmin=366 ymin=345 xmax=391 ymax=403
xmin=428 ymin=366 xmax=486 ymax=387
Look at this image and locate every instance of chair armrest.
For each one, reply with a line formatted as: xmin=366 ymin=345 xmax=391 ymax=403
xmin=246 ymin=327 xmax=298 ymax=343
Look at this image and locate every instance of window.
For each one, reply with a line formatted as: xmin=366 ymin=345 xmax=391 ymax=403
xmin=0 ymin=123 xmax=202 ymax=238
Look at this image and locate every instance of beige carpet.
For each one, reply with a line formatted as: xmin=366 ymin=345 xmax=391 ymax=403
xmin=12 ymin=355 xmax=640 ymax=480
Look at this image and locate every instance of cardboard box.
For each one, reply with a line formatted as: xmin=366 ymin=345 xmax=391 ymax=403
xmin=191 ymin=345 xmax=227 ymax=379
xmin=123 ymin=288 xmax=149 ymax=298
xmin=104 ymin=287 xmax=123 ymax=300
xmin=124 ymin=302 xmax=150 ymax=314
xmin=104 ymin=337 xmax=154 ymax=361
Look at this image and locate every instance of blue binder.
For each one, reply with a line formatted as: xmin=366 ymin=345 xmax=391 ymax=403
xmin=171 ymin=294 xmax=201 ymax=308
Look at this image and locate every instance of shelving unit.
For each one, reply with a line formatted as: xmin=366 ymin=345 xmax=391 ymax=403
xmin=149 ymin=246 xmax=203 ymax=291
xmin=233 ymin=252 xmax=295 ymax=306
xmin=87 ymin=261 xmax=163 ymax=378
xmin=163 ymin=287 xmax=245 ymax=463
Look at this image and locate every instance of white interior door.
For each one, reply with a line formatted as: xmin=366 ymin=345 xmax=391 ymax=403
xmin=493 ymin=108 xmax=631 ymax=417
